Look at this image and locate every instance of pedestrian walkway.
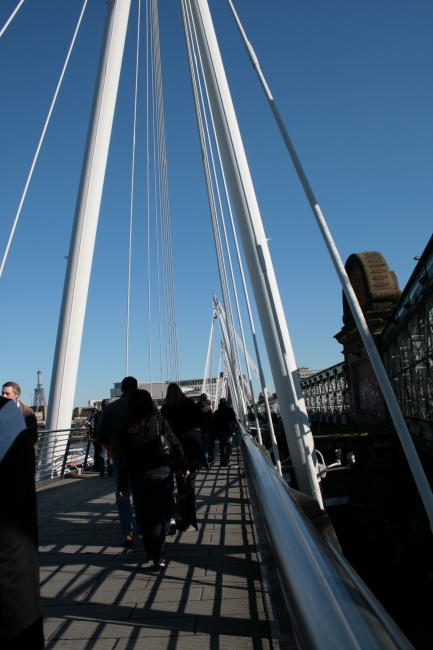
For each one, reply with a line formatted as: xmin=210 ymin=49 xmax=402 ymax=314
xmin=37 ymin=443 xmax=270 ymax=649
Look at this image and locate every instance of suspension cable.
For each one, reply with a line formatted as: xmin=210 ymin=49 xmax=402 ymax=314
xmin=125 ymin=0 xmax=141 ymax=376
xmin=0 ymin=0 xmax=25 ymax=39
xmin=182 ymin=0 xmax=245 ymax=415
xmin=146 ymin=0 xmax=152 ymax=392
xmin=0 ymin=0 xmax=89 ymax=279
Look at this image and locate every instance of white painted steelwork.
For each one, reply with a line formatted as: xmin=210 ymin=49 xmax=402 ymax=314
xmin=186 ymin=0 xmax=322 ymax=506
xmin=45 ymin=0 xmax=132 ymax=453
xmin=227 ymin=0 xmax=433 ymax=532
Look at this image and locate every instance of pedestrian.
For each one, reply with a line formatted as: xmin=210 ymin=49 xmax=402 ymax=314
xmin=94 ymin=400 xmax=113 ymax=477
xmin=161 ymin=383 xmax=207 ymax=529
xmin=0 ymin=396 xmax=44 ymax=649
xmin=196 ymin=392 xmax=213 ymax=465
xmin=214 ymin=397 xmax=238 ymax=467
xmin=2 ymin=381 xmax=38 ymax=446
xmin=97 ymin=377 xmax=139 ymax=545
xmin=119 ymin=389 xmax=187 ymax=570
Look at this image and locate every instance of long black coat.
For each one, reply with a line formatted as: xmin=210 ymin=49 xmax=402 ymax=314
xmin=119 ymin=415 xmax=187 ymax=492
xmin=161 ymin=399 xmax=207 ymax=472
xmin=214 ymin=404 xmax=237 ymax=438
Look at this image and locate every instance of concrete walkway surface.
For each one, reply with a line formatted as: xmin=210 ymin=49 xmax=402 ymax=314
xmin=37 ymin=443 xmax=270 ymax=649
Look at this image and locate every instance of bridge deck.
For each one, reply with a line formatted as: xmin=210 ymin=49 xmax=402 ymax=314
xmin=37 ymin=443 xmax=270 ymax=649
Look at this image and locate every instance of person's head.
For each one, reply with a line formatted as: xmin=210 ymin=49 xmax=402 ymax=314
xmin=121 ymin=376 xmax=138 ymax=394
xmin=101 ymin=398 xmax=110 ymax=410
xmin=219 ymin=397 xmax=227 ymax=407
xmin=2 ymin=381 xmax=20 ymax=403
xmin=200 ymin=393 xmax=207 ymax=401
xmin=124 ymin=389 xmax=155 ymax=433
xmin=164 ymin=382 xmax=187 ymax=406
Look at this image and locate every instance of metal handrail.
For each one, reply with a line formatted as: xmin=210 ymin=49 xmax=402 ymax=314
xmin=240 ymin=426 xmax=413 ymax=650
xmin=35 ymin=427 xmax=94 ymax=485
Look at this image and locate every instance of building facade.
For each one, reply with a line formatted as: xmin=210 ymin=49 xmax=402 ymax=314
xmin=380 ymin=235 xmax=433 ymax=454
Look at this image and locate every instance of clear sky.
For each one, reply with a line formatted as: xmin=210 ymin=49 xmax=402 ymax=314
xmin=1 ymin=0 xmax=432 ymax=409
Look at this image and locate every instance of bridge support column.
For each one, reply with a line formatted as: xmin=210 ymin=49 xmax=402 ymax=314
xmin=187 ymin=0 xmax=322 ymax=506
xmin=44 ymin=0 xmax=132 ymax=475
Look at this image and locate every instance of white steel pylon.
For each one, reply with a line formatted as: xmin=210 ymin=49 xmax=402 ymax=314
xmin=44 ymin=0 xmax=132 ymax=475
xmin=187 ymin=0 xmax=322 ymax=506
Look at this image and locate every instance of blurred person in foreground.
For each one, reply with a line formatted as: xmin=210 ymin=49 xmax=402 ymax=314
xmin=119 ymin=389 xmax=187 ymax=570
xmin=0 ymin=396 xmax=44 ymax=649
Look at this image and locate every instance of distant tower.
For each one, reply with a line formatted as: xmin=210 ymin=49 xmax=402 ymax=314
xmin=33 ymin=370 xmax=47 ymax=409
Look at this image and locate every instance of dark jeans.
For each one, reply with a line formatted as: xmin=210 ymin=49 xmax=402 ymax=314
xmin=136 ymin=473 xmax=170 ymax=565
xmin=200 ymin=429 xmax=210 ymax=460
xmin=219 ymin=434 xmax=233 ymax=465
xmin=96 ymin=444 xmax=113 ymax=476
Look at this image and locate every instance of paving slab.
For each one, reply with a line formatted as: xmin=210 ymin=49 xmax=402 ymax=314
xmin=37 ymin=440 xmax=270 ymax=647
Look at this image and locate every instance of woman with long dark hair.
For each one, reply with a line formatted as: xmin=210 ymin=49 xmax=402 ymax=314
xmin=161 ymin=383 xmax=206 ymax=530
xmin=119 ymin=389 xmax=187 ymax=570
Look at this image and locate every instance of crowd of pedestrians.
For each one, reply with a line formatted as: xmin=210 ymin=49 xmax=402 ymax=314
xmin=0 ymin=375 xmax=238 ymax=646
xmin=96 ymin=377 xmax=238 ymax=570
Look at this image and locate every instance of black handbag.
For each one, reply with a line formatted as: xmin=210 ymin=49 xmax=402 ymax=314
xmin=175 ymin=475 xmax=198 ymax=531
xmin=155 ymin=417 xmax=177 ymax=465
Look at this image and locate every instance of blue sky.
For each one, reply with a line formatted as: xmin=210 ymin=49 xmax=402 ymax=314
xmin=1 ymin=0 xmax=432 ymax=408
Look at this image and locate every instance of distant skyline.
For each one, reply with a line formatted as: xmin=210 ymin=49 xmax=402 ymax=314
xmin=1 ymin=0 xmax=432 ymax=408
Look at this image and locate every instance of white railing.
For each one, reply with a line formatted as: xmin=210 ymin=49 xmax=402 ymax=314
xmin=35 ymin=427 xmax=94 ymax=485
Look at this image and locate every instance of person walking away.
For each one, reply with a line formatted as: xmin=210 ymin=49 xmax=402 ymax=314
xmin=119 ymin=389 xmax=187 ymax=570
xmin=97 ymin=377 xmax=139 ymax=545
xmin=161 ymin=383 xmax=207 ymax=529
xmin=214 ymin=397 xmax=238 ymax=467
xmin=206 ymin=398 xmax=216 ymax=465
xmin=0 ymin=396 xmax=44 ymax=649
xmin=94 ymin=399 xmax=113 ymax=477
xmin=196 ymin=392 xmax=214 ymax=465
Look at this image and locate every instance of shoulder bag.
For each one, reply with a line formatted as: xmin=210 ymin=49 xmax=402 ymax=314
xmin=154 ymin=416 xmax=177 ymax=465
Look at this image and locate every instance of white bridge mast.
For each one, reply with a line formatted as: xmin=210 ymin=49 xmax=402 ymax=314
xmin=187 ymin=0 xmax=322 ymax=505
xmin=45 ymin=0 xmax=132 ymax=441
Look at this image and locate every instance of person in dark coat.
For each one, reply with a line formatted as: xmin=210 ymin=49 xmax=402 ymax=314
xmin=119 ymin=389 xmax=187 ymax=570
xmin=196 ymin=392 xmax=214 ymax=465
xmin=0 ymin=396 xmax=44 ymax=649
xmin=161 ymin=384 xmax=206 ymax=472
xmin=93 ymin=399 xmax=113 ymax=477
xmin=161 ymin=383 xmax=207 ymax=530
xmin=214 ymin=397 xmax=237 ymax=467
xmin=97 ymin=377 xmax=139 ymax=545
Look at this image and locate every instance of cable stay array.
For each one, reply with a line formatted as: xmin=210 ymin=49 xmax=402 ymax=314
xmin=126 ymin=0 xmax=180 ymax=387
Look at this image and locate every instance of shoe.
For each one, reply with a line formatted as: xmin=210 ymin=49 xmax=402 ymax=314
xmin=123 ymin=534 xmax=134 ymax=546
xmin=152 ymin=562 xmax=166 ymax=571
